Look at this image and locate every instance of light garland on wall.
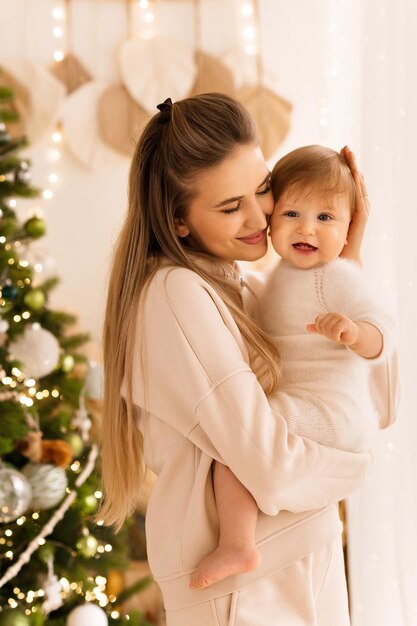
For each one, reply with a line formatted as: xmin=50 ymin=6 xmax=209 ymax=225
xmin=240 ymin=1 xmax=257 ymax=57
xmin=128 ymin=0 xmax=156 ymax=40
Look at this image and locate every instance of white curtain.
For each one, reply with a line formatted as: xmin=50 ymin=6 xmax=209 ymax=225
xmin=319 ymin=2 xmax=417 ymax=625
xmin=261 ymin=2 xmax=416 ymax=624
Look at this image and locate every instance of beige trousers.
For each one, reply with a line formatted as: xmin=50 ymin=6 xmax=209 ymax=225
xmin=165 ymin=538 xmax=350 ymax=626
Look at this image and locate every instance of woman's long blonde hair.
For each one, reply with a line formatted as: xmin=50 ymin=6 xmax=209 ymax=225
xmin=99 ymin=93 xmax=281 ymax=531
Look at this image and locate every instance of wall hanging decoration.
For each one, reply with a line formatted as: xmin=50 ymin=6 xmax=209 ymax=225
xmin=0 ymin=59 xmax=66 ymax=145
xmin=97 ymin=0 xmax=151 ymax=157
xmin=0 ymin=0 xmax=292 ymax=165
xmin=189 ymin=0 xmax=235 ymax=97
xmin=98 ymin=84 xmax=149 ymax=157
xmin=61 ymin=79 xmax=122 ymax=169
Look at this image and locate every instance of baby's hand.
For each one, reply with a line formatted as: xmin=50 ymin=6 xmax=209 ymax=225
xmin=307 ymin=312 xmax=359 ymax=346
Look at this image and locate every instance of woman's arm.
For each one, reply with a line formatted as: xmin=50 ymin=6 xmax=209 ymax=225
xmin=339 ymin=146 xmax=370 ymax=264
xmin=134 ymin=267 xmax=371 ymax=517
xmin=192 ymin=369 xmax=370 ymax=516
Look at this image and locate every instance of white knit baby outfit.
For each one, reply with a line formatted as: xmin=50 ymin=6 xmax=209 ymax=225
xmin=259 ymin=258 xmax=393 ymax=452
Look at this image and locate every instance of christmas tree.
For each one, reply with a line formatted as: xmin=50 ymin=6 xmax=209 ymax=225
xmin=0 ymin=83 xmax=151 ymax=626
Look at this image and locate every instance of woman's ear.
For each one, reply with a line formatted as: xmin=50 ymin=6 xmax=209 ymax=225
xmin=174 ymin=218 xmax=190 ymax=238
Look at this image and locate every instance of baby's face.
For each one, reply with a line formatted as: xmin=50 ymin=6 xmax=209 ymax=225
xmin=269 ymin=186 xmax=351 ymax=269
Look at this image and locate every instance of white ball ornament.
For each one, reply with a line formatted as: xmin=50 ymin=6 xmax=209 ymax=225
xmin=67 ymin=603 xmax=108 ymax=626
xmin=21 ymin=463 xmax=67 ymax=509
xmin=0 ymin=466 xmax=32 ymax=523
xmin=23 ymin=244 xmax=57 ymax=287
xmin=9 ymin=323 xmax=60 ymax=378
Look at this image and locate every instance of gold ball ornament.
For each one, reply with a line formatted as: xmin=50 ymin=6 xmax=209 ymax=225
xmin=60 ymin=354 xmax=75 ymax=373
xmin=76 ymin=534 xmax=98 ymax=558
xmin=0 ymin=609 xmax=30 ymax=626
xmin=106 ymin=569 xmax=124 ymax=598
xmin=64 ymin=431 xmax=84 ymax=457
xmin=23 ymin=289 xmax=45 ymax=310
xmin=24 ymin=216 xmax=46 ymax=238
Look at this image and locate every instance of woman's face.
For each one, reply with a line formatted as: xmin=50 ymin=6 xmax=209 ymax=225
xmin=175 ymin=143 xmax=273 ymax=263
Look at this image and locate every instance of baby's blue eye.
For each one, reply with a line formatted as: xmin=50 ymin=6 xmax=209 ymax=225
xmin=318 ymin=214 xmax=331 ymax=221
xmin=285 ymin=211 xmax=298 ymax=218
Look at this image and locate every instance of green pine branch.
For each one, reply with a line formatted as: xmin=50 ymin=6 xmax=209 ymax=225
xmin=0 ymin=85 xmax=14 ymax=101
xmin=0 ymin=179 xmax=41 ymax=199
xmin=60 ymin=333 xmax=91 ymax=351
xmin=0 ymin=136 xmax=27 ymax=156
xmin=0 ymin=109 xmax=19 ymax=123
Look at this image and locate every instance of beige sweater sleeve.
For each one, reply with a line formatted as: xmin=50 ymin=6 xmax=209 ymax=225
xmin=135 ymin=267 xmax=370 ymax=516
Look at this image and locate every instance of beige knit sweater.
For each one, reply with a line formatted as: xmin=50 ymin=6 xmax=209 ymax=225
xmin=124 ymin=262 xmax=397 ymax=611
xmin=259 ymin=258 xmax=395 ymax=452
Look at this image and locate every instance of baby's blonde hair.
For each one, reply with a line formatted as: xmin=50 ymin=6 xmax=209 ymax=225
xmin=271 ymin=145 xmax=356 ymax=213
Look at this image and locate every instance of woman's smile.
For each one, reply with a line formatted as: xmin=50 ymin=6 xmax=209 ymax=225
xmin=237 ymin=229 xmax=268 ymax=245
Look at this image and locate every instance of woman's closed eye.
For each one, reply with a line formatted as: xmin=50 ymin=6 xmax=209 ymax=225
xmin=222 ymin=202 xmax=241 ymax=215
xmin=256 ymin=184 xmax=272 ymax=196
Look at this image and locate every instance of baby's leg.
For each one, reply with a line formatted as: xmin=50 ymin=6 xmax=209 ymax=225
xmin=189 ymin=462 xmax=261 ymax=590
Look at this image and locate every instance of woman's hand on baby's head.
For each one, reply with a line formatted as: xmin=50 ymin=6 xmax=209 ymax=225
xmin=307 ymin=312 xmax=359 ymax=346
xmin=339 ymin=146 xmax=370 ymax=265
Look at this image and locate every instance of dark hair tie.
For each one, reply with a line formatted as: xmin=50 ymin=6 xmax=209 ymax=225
xmin=156 ymin=98 xmax=173 ymax=124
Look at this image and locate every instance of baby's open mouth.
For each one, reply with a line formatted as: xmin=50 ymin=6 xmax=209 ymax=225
xmin=292 ymin=242 xmax=318 ymax=251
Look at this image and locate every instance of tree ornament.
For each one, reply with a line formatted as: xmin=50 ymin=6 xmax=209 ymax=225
xmin=72 ymin=390 xmax=92 ymax=442
xmin=15 ymin=161 xmax=32 ymax=185
xmin=22 ymin=244 xmax=56 ymax=286
xmin=106 ymin=569 xmax=124 ymax=598
xmin=64 ymin=431 xmax=84 ymax=457
xmin=23 ymin=288 xmax=45 ymax=310
xmin=66 ymin=603 xmax=108 ymax=626
xmin=60 ymin=354 xmax=75 ymax=373
xmin=9 ymin=324 xmax=60 ymax=378
xmin=24 ymin=216 xmax=46 ymax=239
xmin=1 ymin=284 xmax=19 ymax=301
xmin=0 ymin=609 xmax=30 ymax=626
xmin=76 ymin=485 xmax=97 ymax=515
xmin=76 ymin=533 xmax=98 ymax=558
xmin=42 ymin=555 xmax=64 ymax=615
xmin=21 ymin=462 xmax=68 ymax=509
xmin=17 ymin=431 xmax=74 ymax=468
xmin=84 ymin=361 xmax=103 ymax=400
xmin=0 ymin=465 xmax=32 ymax=523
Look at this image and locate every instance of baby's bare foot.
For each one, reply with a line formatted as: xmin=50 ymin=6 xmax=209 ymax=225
xmin=189 ymin=546 xmax=261 ymax=590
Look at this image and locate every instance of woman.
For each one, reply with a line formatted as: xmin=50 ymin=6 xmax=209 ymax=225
xmin=99 ymin=93 xmax=393 ymax=625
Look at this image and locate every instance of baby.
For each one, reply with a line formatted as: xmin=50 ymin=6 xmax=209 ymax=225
xmin=190 ymin=145 xmax=393 ymax=590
